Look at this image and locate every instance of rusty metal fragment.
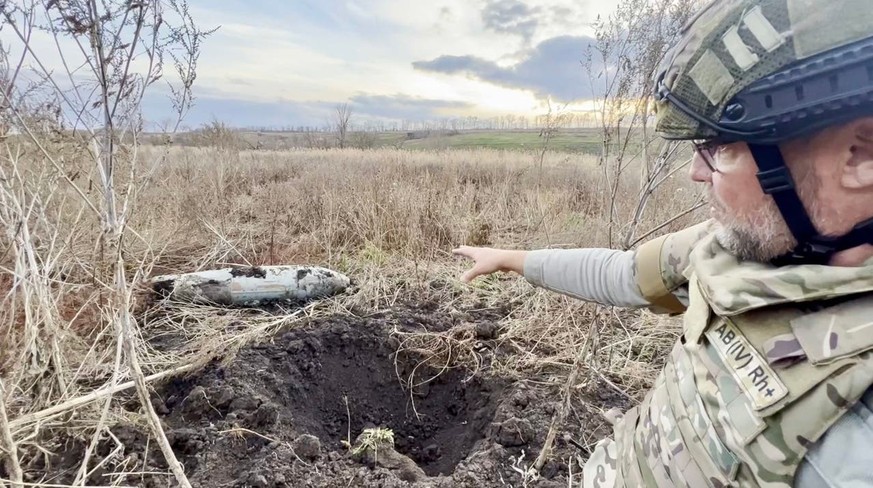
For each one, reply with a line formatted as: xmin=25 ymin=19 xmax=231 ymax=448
xmin=150 ymin=265 xmax=350 ymax=306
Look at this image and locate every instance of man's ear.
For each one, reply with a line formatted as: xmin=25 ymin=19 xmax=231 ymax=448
xmin=841 ymin=119 xmax=873 ymax=190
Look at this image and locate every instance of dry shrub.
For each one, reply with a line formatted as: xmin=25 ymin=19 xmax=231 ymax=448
xmin=131 ymin=145 xmax=699 ymax=269
xmin=130 ymin=143 xmax=701 ymax=400
xmin=1 ymin=139 xmax=703 ymax=482
xmin=0 ymin=0 xmax=707 ymax=481
xmin=126 ymin=143 xmax=703 ymax=392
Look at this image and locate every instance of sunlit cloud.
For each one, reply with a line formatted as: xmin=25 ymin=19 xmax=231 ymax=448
xmin=3 ymin=0 xmax=624 ymax=128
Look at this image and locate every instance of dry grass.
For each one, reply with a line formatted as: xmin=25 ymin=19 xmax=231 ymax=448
xmin=132 ymin=145 xmax=698 ymax=262
xmin=0 ymin=140 xmax=704 ymax=484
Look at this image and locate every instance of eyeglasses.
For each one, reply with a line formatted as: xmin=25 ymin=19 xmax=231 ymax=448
xmin=692 ymin=139 xmax=722 ymax=173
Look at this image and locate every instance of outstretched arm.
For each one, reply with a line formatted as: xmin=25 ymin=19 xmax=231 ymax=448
xmin=453 ymin=220 xmax=714 ymax=312
xmin=452 ymin=246 xmax=647 ymax=308
xmin=523 ymin=247 xmax=648 ymax=307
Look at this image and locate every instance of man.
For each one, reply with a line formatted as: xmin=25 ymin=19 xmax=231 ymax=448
xmin=454 ymin=1 xmax=873 ymax=486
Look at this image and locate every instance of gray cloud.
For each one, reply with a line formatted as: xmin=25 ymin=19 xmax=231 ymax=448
xmin=349 ymin=94 xmax=473 ymax=121
xmin=545 ymin=4 xmax=591 ymax=29
xmin=550 ymin=6 xmax=573 ymax=18
xmin=226 ymin=77 xmax=253 ymax=86
xmin=482 ymin=0 xmax=540 ymax=42
xmin=141 ymin=92 xmax=331 ymax=129
xmin=139 ymin=89 xmax=476 ymax=129
xmin=412 ymin=35 xmax=599 ymax=102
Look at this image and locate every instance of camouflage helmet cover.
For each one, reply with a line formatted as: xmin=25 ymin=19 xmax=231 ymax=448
xmin=653 ymin=0 xmax=873 ymax=143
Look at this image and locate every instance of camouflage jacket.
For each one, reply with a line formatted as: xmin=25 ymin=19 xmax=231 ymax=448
xmin=583 ymin=221 xmax=873 ymax=488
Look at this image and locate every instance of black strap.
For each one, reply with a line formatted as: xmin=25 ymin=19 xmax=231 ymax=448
xmin=748 ymin=144 xmax=818 ymax=243
xmin=776 ymin=218 xmax=873 ymax=266
xmin=833 ymin=216 xmax=873 ymax=249
xmin=749 ymin=144 xmax=837 ymax=265
xmin=749 ymin=144 xmax=873 ymax=265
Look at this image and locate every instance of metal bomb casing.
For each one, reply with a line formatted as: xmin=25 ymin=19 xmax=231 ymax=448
xmin=150 ymin=265 xmax=351 ymax=306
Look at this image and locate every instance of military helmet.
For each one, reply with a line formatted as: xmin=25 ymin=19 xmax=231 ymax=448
xmin=653 ymin=0 xmax=873 ymax=145
xmin=653 ymin=0 xmax=873 ymax=266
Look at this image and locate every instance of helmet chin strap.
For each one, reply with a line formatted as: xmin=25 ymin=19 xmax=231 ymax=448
xmin=747 ymin=144 xmax=873 ymax=266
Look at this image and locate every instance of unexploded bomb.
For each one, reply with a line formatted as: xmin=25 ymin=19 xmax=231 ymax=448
xmin=150 ymin=265 xmax=351 ymax=306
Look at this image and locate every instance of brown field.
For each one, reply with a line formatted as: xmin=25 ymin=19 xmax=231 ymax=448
xmin=0 ymin=141 xmax=704 ymax=486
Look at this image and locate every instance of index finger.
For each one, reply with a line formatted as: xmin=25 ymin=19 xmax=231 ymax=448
xmin=452 ymin=245 xmax=473 ymax=257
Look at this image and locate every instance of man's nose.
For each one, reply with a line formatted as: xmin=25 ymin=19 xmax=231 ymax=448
xmin=689 ymin=152 xmax=713 ymax=183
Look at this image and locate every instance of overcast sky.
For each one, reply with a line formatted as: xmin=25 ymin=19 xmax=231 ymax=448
xmin=6 ymin=0 xmax=623 ymax=129
xmin=151 ymin=0 xmax=624 ymax=128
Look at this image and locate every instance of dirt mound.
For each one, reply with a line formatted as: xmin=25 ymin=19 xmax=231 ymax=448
xmin=159 ymin=311 xmax=504 ymax=482
xmin=25 ymin=304 xmax=630 ymax=487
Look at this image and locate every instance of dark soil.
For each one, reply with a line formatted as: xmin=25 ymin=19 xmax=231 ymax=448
xmin=24 ymin=302 xmax=631 ymax=487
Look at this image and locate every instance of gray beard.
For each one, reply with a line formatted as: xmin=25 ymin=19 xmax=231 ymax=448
xmin=714 ymin=224 xmax=795 ymax=263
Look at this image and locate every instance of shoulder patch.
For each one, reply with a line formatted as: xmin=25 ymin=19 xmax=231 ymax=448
xmin=706 ymin=320 xmax=789 ymax=410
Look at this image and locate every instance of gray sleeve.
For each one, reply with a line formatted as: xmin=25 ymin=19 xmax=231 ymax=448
xmin=794 ymin=387 xmax=873 ymax=488
xmin=523 ymin=248 xmax=649 ymax=308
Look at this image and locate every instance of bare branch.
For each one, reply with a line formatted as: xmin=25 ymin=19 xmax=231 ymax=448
xmin=334 ymin=103 xmax=353 ymax=149
xmin=0 ymin=378 xmax=23 ymax=488
xmin=585 ymin=0 xmax=702 ymax=247
xmin=0 ymin=0 xmax=217 ymax=484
